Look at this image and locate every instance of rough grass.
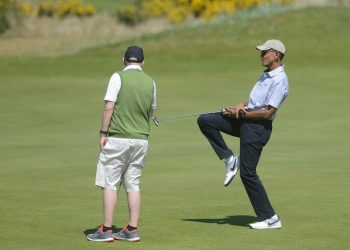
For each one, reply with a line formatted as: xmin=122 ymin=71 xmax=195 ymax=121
xmin=0 ymin=14 xmax=170 ymax=57
xmin=0 ymin=6 xmax=349 ymax=250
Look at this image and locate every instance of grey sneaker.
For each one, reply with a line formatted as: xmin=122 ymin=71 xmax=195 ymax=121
xmin=86 ymin=225 xmax=113 ymax=242
xmin=113 ymin=226 xmax=140 ymax=242
xmin=224 ymin=155 xmax=240 ymax=187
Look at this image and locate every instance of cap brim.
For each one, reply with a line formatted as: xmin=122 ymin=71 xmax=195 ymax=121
xmin=256 ymin=45 xmax=270 ymax=51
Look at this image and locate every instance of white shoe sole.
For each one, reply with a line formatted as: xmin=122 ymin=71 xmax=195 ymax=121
xmin=249 ymin=220 xmax=282 ymax=230
xmin=114 ymin=237 xmax=140 ymax=242
xmin=87 ymin=237 xmax=114 ymax=242
xmin=249 ymin=224 xmax=282 ymax=229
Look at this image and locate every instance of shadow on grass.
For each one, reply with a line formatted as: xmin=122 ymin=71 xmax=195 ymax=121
xmin=182 ymin=215 xmax=256 ymax=227
xmin=83 ymin=225 xmax=121 ymax=236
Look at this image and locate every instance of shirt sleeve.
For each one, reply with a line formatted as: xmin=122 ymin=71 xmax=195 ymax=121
xmin=151 ymin=81 xmax=157 ymax=109
xmin=268 ymin=79 xmax=288 ymax=109
xmin=104 ymin=73 xmax=121 ymax=102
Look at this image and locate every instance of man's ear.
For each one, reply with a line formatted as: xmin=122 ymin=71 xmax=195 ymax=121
xmin=275 ymin=52 xmax=281 ymax=62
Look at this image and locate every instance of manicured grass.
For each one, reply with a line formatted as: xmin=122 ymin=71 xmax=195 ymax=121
xmin=0 ymin=7 xmax=349 ymax=250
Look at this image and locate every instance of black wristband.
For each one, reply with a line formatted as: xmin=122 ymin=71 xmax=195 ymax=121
xmin=238 ymin=110 xmax=245 ymax=119
xmin=99 ymin=130 xmax=108 ymax=135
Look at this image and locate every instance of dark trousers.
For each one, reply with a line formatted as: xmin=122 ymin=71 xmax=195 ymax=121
xmin=197 ymin=113 xmax=275 ymax=220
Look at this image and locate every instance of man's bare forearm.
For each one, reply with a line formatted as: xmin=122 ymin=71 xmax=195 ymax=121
xmin=243 ymin=107 xmax=276 ymax=120
xmin=100 ymin=101 xmax=115 ymax=132
xmin=224 ymin=104 xmax=276 ymax=120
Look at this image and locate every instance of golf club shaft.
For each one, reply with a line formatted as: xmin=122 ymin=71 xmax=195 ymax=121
xmin=152 ymin=109 xmax=245 ymax=126
xmin=156 ymin=109 xmax=225 ymax=123
xmin=160 ymin=110 xmax=224 ymax=122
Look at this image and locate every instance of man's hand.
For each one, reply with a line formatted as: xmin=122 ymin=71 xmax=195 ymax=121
xmin=223 ymin=103 xmax=246 ymax=119
xmin=223 ymin=106 xmax=236 ymax=116
xmin=99 ymin=135 xmax=108 ymax=150
xmin=234 ymin=103 xmax=246 ymax=118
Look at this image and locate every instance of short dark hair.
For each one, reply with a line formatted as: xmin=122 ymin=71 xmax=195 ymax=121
xmin=277 ymin=51 xmax=284 ymax=61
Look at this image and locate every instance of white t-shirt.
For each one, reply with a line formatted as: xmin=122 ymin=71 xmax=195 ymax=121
xmin=104 ymin=65 xmax=157 ymax=109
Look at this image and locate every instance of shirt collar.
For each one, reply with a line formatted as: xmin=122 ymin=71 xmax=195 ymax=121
xmin=264 ymin=65 xmax=284 ymax=77
xmin=123 ymin=64 xmax=143 ymax=71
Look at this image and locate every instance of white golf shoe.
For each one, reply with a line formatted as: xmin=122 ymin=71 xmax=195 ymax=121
xmin=249 ymin=215 xmax=282 ymax=230
xmin=224 ymin=155 xmax=240 ymax=187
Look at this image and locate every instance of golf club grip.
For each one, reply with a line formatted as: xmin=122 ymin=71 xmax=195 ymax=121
xmin=152 ymin=116 xmax=159 ymax=126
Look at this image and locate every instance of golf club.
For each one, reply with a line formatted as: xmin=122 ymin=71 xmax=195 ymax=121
xmin=152 ymin=109 xmax=246 ymax=126
xmin=152 ymin=109 xmax=226 ymax=126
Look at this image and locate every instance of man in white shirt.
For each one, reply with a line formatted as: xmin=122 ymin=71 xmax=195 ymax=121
xmin=198 ymin=40 xmax=289 ymax=230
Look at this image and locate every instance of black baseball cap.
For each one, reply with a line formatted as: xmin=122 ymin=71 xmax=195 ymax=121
xmin=124 ymin=46 xmax=144 ymax=63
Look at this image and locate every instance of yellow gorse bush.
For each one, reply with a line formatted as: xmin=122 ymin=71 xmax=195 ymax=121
xmin=117 ymin=4 xmax=146 ymax=26
xmin=41 ymin=0 xmax=96 ymax=18
xmin=141 ymin=0 xmax=293 ymax=23
xmin=16 ymin=0 xmax=96 ymax=18
xmin=84 ymin=4 xmax=96 ymax=16
xmin=18 ymin=2 xmax=35 ymax=16
xmin=142 ymin=0 xmax=175 ymax=17
xmin=38 ymin=1 xmax=54 ymax=16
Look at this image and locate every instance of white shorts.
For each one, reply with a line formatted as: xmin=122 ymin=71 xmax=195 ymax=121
xmin=95 ymin=137 xmax=148 ymax=192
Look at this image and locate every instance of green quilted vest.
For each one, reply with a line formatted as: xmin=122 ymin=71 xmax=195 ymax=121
xmin=109 ymin=69 xmax=154 ymax=139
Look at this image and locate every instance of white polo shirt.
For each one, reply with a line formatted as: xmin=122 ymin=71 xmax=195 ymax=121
xmin=247 ymin=65 xmax=289 ymax=120
xmin=104 ymin=65 xmax=157 ymax=109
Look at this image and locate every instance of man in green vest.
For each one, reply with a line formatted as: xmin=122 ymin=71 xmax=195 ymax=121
xmin=87 ymin=46 xmax=156 ymax=242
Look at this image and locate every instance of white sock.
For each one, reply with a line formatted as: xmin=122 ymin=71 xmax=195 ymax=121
xmin=225 ymin=155 xmax=234 ymax=164
xmin=270 ymin=214 xmax=279 ymax=220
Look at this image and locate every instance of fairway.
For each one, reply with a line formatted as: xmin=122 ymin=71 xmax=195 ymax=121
xmin=0 ymin=6 xmax=350 ymax=250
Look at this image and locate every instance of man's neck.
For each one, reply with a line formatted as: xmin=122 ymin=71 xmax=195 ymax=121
xmin=267 ymin=63 xmax=281 ymax=71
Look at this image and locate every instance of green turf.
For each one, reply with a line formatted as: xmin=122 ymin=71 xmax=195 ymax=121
xmin=0 ymin=6 xmax=350 ymax=250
